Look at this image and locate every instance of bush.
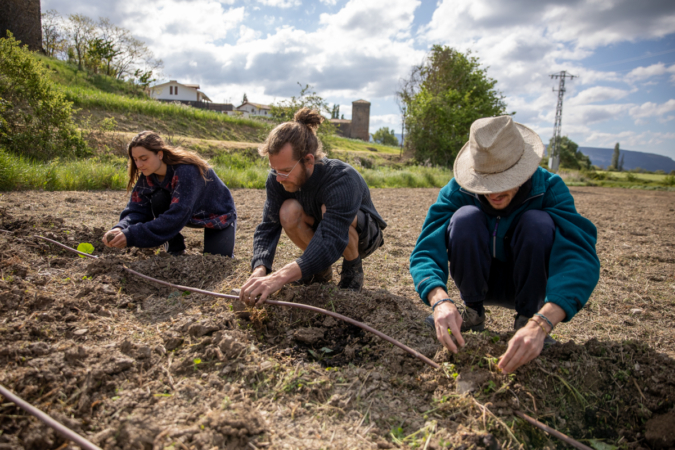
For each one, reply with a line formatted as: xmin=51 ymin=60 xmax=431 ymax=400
xmin=0 ymin=34 xmax=88 ymax=160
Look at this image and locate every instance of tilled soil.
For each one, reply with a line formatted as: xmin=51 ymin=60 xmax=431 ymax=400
xmin=1 ymin=187 xmax=675 ymax=449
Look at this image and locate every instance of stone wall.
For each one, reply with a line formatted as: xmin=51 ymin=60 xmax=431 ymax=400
xmin=350 ymin=100 xmax=370 ymax=141
xmin=0 ymin=0 xmax=42 ymax=51
xmin=329 ymin=119 xmax=352 ymax=139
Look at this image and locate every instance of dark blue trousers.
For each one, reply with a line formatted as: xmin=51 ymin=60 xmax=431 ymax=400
xmin=446 ymin=206 xmax=555 ymax=318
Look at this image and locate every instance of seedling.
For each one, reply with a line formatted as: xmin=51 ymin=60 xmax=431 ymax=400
xmin=77 ymin=243 xmax=95 ymax=258
xmin=193 ymin=358 xmax=202 ymax=371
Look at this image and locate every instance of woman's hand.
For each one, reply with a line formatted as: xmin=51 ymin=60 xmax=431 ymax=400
xmin=103 ymin=229 xmax=127 ymax=249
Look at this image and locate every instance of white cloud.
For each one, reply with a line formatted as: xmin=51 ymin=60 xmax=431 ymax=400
xmin=568 ymin=86 xmax=632 ymax=105
xmin=319 ymin=0 xmax=339 ymax=4
xmin=627 ymin=63 xmax=669 ymax=82
xmin=256 ymin=0 xmax=301 ymax=8
xmin=238 ymin=25 xmax=261 ymax=44
xmin=629 ymin=99 xmax=675 ymax=120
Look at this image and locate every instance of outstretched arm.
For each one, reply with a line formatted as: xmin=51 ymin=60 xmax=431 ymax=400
xmin=497 ymin=303 xmax=565 ymax=373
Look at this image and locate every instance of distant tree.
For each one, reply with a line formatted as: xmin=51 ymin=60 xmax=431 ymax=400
xmin=340 ymin=114 xmax=344 ymax=119
xmin=547 ymin=136 xmax=591 ymax=170
xmin=397 ymin=45 xmax=508 ymax=167
xmin=371 ymin=127 xmax=399 ymax=146
xmin=331 ymin=104 xmax=340 ymax=119
xmin=41 ymin=10 xmax=66 ymax=58
xmin=269 ymin=83 xmax=336 ymax=142
xmin=66 ymin=14 xmax=97 ymax=70
xmin=610 ymin=142 xmax=620 ymax=171
xmin=618 ymin=153 xmax=625 ymax=171
xmin=242 ymin=93 xmax=248 ymax=104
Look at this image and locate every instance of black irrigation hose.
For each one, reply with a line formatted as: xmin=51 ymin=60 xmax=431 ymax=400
xmin=0 ymin=384 xmax=102 ymax=450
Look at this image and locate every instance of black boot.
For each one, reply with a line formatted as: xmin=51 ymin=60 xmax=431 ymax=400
xmin=338 ymin=256 xmax=363 ymax=291
xmin=162 ymin=233 xmax=186 ymax=256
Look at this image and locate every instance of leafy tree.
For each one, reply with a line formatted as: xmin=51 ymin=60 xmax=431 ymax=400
xmin=270 ymin=83 xmax=336 ymax=135
xmin=0 ymin=34 xmax=88 ymax=160
xmin=618 ymin=153 xmax=625 ymax=171
xmin=331 ymin=104 xmax=340 ymax=119
xmin=547 ymin=136 xmax=591 ymax=170
xmin=610 ymin=142 xmax=620 ymax=171
xmin=66 ymin=14 xmax=97 ymax=70
xmin=398 ymin=45 xmax=508 ymax=166
xmin=371 ymin=127 xmax=399 ymax=146
xmin=41 ymin=10 xmax=66 ymax=58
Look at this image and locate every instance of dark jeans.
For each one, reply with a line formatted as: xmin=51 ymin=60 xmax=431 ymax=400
xmin=446 ymin=205 xmax=554 ymax=318
xmin=149 ymin=189 xmax=236 ymax=257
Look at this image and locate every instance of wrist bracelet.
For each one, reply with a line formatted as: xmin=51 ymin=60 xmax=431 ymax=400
xmin=534 ymin=313 xmax=554 ymax=330
xmin=528 ymin=318 xmax=548 ymax=335
xmin=431 ymin=298 xmax=455 ymax=311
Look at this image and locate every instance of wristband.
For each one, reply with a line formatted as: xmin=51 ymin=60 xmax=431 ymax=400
xmin=534 ymin=313 xmax=554 ymax=330
xmin=528 ymin=318 xmax=548 ymax=335
xmin=431 ymin=298 xmax=455 ymax=311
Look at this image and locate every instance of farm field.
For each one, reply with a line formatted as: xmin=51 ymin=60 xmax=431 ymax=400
xmin=1 ymin=187 xmax=675 ymax=449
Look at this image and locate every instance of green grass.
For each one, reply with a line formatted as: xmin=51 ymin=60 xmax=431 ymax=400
xmin=558 ymin=169 xmax=675 ymax=190
xmin=0 ymin=148 xmax=452 ymax=191
xmin=327 ymin=136 xmax=402 ymax=154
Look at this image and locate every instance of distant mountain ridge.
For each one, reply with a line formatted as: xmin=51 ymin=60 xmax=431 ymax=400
xmin=578 ymin=147 xmax=675 ymax=172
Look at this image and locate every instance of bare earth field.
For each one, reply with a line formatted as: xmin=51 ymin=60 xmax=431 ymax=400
xmin=1 ymin=187 xmax=675 ymax=449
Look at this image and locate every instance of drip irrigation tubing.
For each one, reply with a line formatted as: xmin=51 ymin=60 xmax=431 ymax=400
xmin=0 ymin=384 xmax=102 ymax=450
xmin=32 ymin=234 xmax=440 ymax=370
xmin=1 ymin=232 xmax=593 ymax=450
xmin=515 ymin=412 xmax=593 ymax=450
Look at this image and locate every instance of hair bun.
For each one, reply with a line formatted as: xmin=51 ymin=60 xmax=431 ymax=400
xmin=293 ymin=107 xmax=324 ymax=131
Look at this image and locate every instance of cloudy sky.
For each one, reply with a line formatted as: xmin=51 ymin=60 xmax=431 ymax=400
xmin=44 ymin=0 xmax=675 ymax=158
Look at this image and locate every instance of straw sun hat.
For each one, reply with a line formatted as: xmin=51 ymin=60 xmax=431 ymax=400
xmin=453 ymin=115 xmax=545 ymax=194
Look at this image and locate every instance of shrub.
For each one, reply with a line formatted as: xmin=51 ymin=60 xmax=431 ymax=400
xmin=0 ymin=33 xmax=88 ymax=160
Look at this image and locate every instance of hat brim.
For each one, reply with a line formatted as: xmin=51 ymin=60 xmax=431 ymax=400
xmin=453 ymin=122 xmax=545 ymax=194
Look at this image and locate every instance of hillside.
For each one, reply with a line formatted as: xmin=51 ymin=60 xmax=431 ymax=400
xmin=579 ymin=146 xmax=675 ymax=172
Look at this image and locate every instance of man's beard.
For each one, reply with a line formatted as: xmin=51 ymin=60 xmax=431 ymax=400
xmin=279 ymin=165 xmax=308 ymax=192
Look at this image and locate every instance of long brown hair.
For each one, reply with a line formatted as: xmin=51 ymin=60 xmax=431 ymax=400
xmin=258 ymin=108 xmax=326 ymax=160
xmin=126 ymin=131 xmax=210 ymax=191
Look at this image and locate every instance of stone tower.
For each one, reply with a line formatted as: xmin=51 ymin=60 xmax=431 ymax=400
xmin=0 ymin=0 xmax=42 ymax=51
xmin=350 ymin=99 xmax=370 ymax=141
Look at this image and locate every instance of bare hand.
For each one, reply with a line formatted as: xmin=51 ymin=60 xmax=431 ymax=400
xmin=239 ymin=266 xmax=276 ymax=307
xmin=103 ymin=229 xmax=127 ymax=249
xmin=433 ymin=301 xmax=466 ymax=354
xmin=498 ymin=320 xmax=546 ymax=373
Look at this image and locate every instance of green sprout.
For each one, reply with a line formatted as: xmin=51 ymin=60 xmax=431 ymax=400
xmin=77 ymin=242 xmax=95 ymax=258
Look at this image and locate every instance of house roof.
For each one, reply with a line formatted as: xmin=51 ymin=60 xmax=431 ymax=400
xmin=237 ymin=101 xmax=271 ymax=110
xmin=151 ymin=80 xmax=201 ymax=90
xmin=352 ymin=99 xmax=370 ymax=104
xmin=197 ymin=91 xmax=212 ymax=102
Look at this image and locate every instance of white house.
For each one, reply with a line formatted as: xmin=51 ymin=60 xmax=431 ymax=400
xmin=150 ymin=80 xmax=212 ymax=102
xmin=236 ymin=101 xmax=271 ymax=117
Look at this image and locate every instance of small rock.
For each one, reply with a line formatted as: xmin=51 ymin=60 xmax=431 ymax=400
xmin=630 ymin=308 xmax=643 ymax=315
xmin=456 ymin=380 xmax=475 ymax=395
xmin=322 ymin=316 xmax=337 ymax=328
xmin=294 ymin=327 xmax=325 ymax=344
xmin=73 ymin=328 xmax=89 ymax=336
xmin=136 ymin=346 xmax=152 ymax=359
xmin=260 ymin=361 xmax=274 ymax=371
xmin=163 ymin=336 xmax=183 ymax=351
xmin=64 ymin=346 xmax=88 ymax=364
xmin=188 ymin=323 xmax=220 ymax=338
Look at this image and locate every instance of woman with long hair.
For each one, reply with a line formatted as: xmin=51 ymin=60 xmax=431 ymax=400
xmin=103 ymin=131 xmax=237 ymax=257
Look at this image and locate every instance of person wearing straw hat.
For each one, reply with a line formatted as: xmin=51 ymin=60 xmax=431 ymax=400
xmin=409 ymin=115 xmax=600 ymax=373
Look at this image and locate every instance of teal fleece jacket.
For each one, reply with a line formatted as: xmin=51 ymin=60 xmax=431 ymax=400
xmin=409 ymin=167 xmax=600 ymax=322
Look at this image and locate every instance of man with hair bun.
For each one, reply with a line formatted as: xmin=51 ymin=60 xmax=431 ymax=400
xmin=240 ymin=108 xmax=386 ymax=305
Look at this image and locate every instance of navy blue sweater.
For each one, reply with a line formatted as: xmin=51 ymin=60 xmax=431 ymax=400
xmin=251 ymin=158 xmax=386 ymax=278
xmin=115 ymin=164 xmax=236 ymax=248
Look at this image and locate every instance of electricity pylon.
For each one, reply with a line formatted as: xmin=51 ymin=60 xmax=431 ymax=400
xmin=549 ymin=71 xmax=576 ymax=172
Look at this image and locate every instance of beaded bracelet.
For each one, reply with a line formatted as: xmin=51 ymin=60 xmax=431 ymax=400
xmin=431 ymin=298 xmax=455 ymax=311
xmin=528 ymin=318 xmax=548 ymax=335
xmin=534 ymin=313 xmax=554 ymax=330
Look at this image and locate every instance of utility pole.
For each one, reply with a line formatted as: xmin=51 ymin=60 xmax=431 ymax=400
xmin=549 ymin=71 xmax=576 ymax=172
